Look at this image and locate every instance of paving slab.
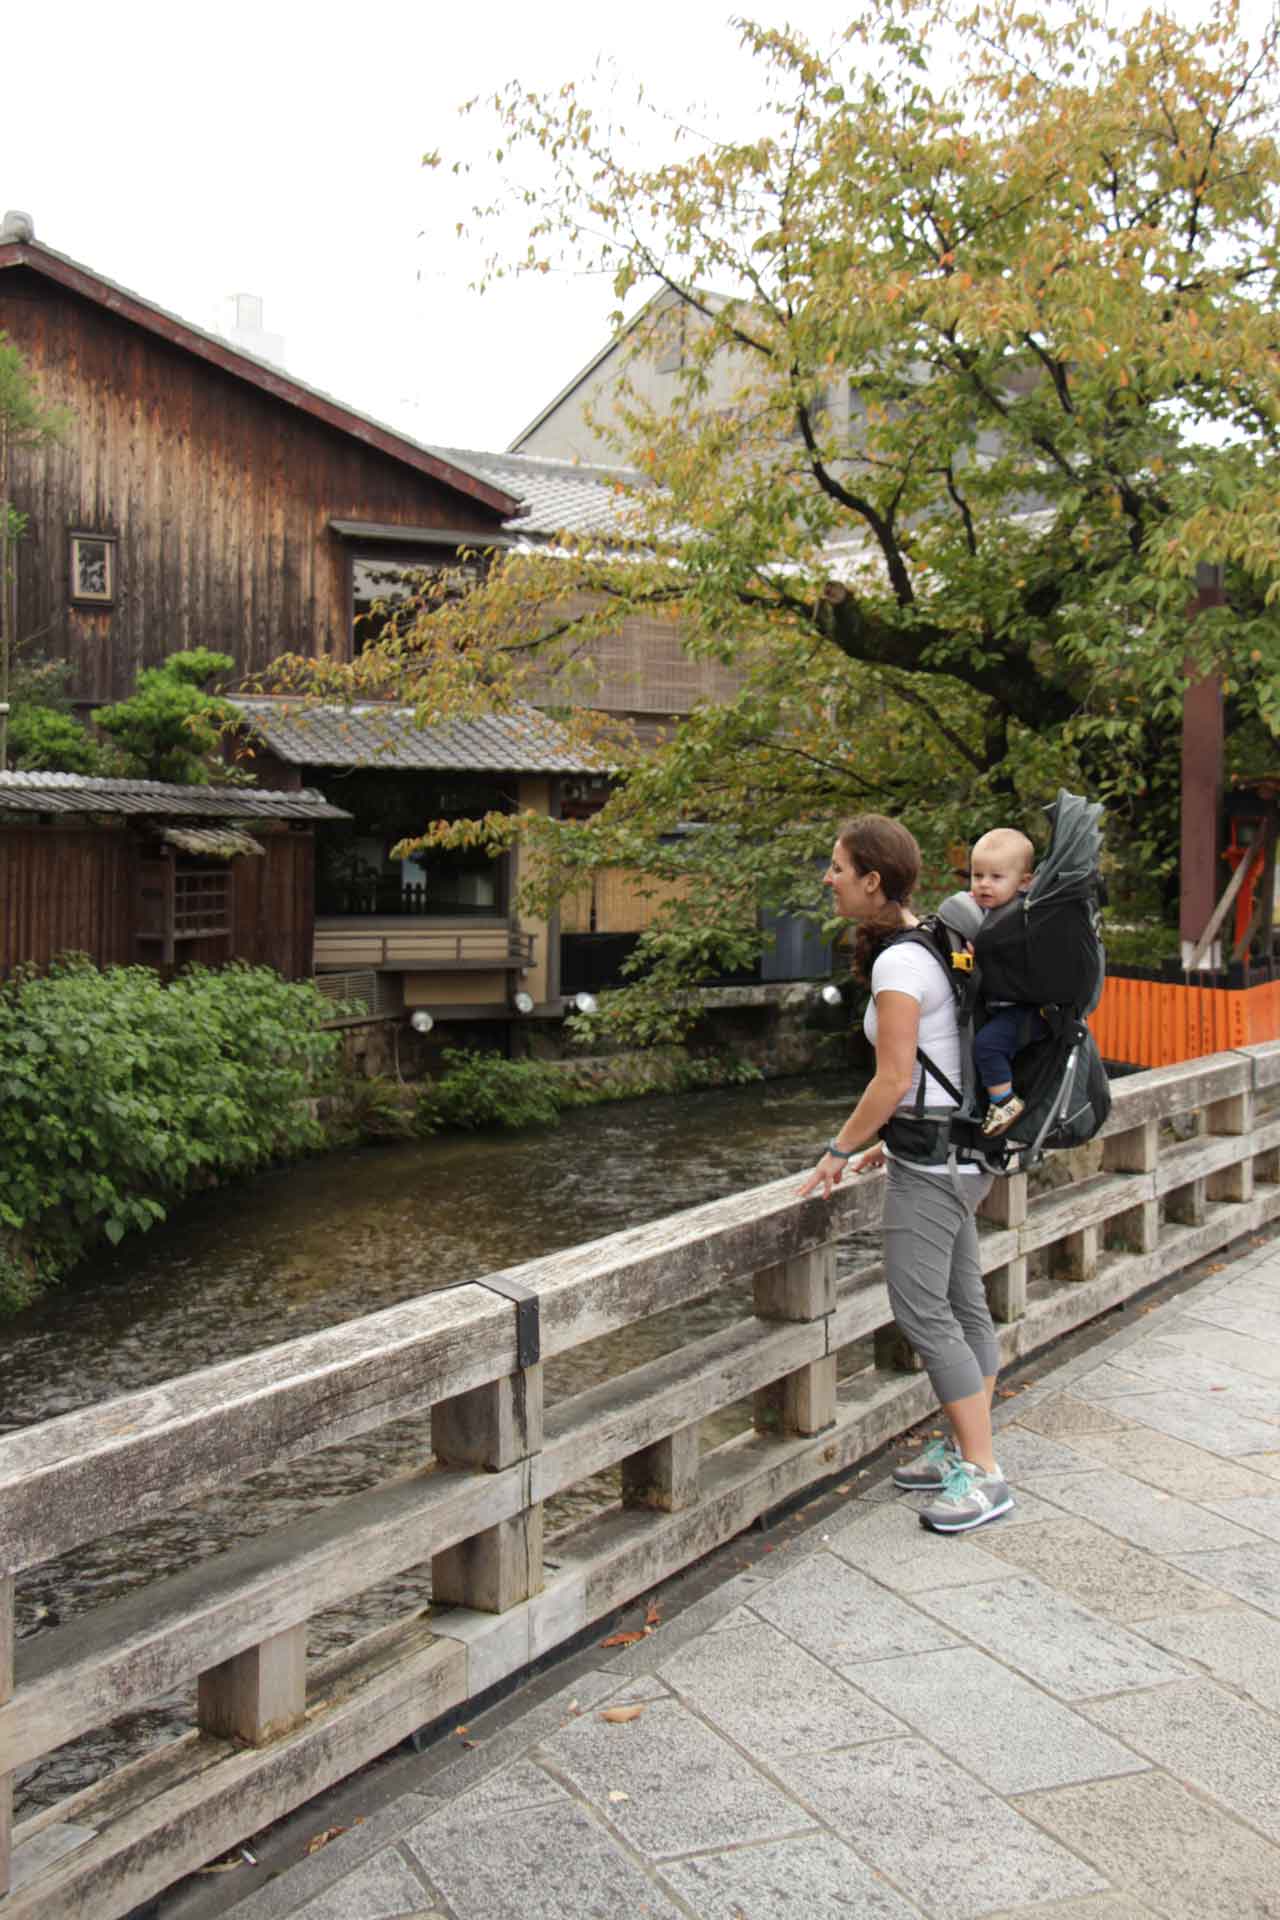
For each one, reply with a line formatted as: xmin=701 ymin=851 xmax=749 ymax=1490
xmin=826 ymin=1497 xmax=1013 ymax=1593
xmin=1058 ymin=1428 xmax=1279 ymax=1499
xmin=655 ymin=1831 xmax=925 ymax=1920
xmin=1134 ymin=1605 xmax=1280 ymax=1713
xmin=1169 ymin=1539 xmax=1280 ymax=1616
xmin=1084 ymin=1677 xmax=1280 ymax=1845
xmin=1014 ymin=1770 xmax=1280 ymax=1920
xmin=990 ymin=1429 xmax=1102 ymax=1479
xmin=982 ymin=1902 xmax=1155 ymax=1920
xmin=747 ymin=1547 xmax=962 ymax=1661
xmin=657 ymin=1618 xmax=905 ymax=1759
xmin=1103 ymin=1339 xmax=1280 ymax=1411
xmin=1160 ymin=1320 xmax=1280 ymax=1382
xmin=1181 ymin=1299 xmax=1280 ymax=1343
xmin=975 ymin=1515 xmax=1231 ymax=1622
xmin=277 ymin=1848 xmax=433 ymax=1920
xmin=405 ymin=1799 xmax=687 ymax=1920
xmin=1023 ymin=1467 xmax=1263 ymax=1554
xmin=1099 ymin=1388 xmax=1280 ymax=1456
xmin=1007 ymin=1394 xmax=1135 ymax=1439
xmin=534 ymin=1694 xmax=814 ymax=1858
xmin=914 ymin=1573 xmax=1192 ymax=1698
xmin=1067 ymin=1362 xmax=1164 ymax=1403
xmin=1199 ymin=1493 xmax=1280 ymax=1542
xmin=776 ymin=1738 xmax=1107 ymax=1919
xmin=845 ymin=1644 xmax=1149 ymax=1793
xmin=1239 ymin=1450 xmax=1280 ymax=1480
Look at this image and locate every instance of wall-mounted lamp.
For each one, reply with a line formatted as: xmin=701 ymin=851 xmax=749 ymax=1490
xmin=572 ymin=992 xmax=598 ymax=1015
xmin=409 ymin=1010 xmax=435 ymax=1034
xmin=512 ymin=990 xmax=535 ymax=1015
xmin=819 ymin=984 xmax=844 ymax=1007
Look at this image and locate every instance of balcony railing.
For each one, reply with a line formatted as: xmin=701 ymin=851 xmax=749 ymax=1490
xmin=314 ymin=918 xmax=535 ymax=973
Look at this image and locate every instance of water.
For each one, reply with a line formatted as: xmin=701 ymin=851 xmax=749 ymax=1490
xmin=3 ymin=1072 xmax=869 ymax=1815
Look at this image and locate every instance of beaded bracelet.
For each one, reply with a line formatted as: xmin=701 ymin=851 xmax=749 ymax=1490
xmin=825 ymin=1141 xmax=854 ymax=1159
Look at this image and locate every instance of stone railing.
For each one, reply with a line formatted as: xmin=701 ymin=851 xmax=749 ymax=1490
xmin=4 ymin=1042 xmax=1280 ymax=1919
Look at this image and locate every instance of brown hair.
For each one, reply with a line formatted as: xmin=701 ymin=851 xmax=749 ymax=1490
xmin=837 ymin=814 xmax=922 ymax=984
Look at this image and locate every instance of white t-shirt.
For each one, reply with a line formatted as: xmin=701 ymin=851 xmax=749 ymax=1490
xmin=864 ymin=937 xmax=975 ymax=1171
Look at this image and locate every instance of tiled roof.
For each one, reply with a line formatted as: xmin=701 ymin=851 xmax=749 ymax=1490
xmin=232 ymin=699 xmax=608 ymax=774
xmin=428 ymin=447 xmax=648 ymax=541
xmin=0 ymin=772 xmax=349 ymax=820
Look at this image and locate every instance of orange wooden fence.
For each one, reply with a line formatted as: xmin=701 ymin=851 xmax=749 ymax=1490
xmin=1091 ymin=971 xmax=1280 ymax=1068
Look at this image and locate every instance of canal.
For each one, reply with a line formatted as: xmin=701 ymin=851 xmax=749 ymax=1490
xmin=4 ymin=1071 xmax=873 ymax=1815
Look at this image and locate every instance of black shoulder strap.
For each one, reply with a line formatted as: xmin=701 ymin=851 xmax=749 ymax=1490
xmin=881 ymin=919 xmax=979 ymax=1118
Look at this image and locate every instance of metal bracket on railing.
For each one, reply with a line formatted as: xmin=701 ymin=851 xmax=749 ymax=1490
xmin=474 ymin=1274 xmax=541 ymax=1368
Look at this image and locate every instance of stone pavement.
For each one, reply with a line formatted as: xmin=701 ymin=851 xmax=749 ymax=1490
xmin=211 ymin=1237 xmax=1280 ymax=1920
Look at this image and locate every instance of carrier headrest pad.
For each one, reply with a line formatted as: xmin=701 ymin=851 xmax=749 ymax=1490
xmin=936 ymin=891 xmax=985 ymax=941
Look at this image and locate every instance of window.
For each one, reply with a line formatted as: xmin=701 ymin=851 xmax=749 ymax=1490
xmin=69 ymin=532 xmax=117 ymax=606
xmin=352 ymin=550 xmax=480 ymax=655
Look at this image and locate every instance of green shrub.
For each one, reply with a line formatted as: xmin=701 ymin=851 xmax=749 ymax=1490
xmin=8 ymin=702 xmax=113 ymax=774
xmin=92 ymin=650 xmax=239 ymax=784
xmin=416 ymin=1049 xmax=567 ymax=1134
xmin=0 ymin=960 xmax=341 ymax=1307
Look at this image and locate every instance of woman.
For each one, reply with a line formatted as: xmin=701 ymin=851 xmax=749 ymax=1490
xmin=798 ymin=813 xmax=1012 ymax=1533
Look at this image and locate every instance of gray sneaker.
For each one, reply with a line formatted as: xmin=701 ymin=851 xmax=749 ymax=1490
xmin=918 ymin=1460 xmax=1014 ymax=1533
xmin=893 ymin=1437 xmax=959 ymax=1492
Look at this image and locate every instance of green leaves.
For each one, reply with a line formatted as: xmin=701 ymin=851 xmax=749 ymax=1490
xmin=0 ymin=961 xmax=341 ymax=1310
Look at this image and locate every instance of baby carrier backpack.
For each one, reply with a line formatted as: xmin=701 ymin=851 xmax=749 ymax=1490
xmin=881 ymin=790 xmax=1111 ymax=1176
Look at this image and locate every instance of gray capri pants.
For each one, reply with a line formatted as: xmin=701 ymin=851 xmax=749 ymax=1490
xmin=882 ymin=1157 xmax=998 ymax=1402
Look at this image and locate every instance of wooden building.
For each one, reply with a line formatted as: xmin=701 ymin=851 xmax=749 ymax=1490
xmin=0 ymin=231 xmax=519 ymax=706
xmin=0 ymin=772 xmax=347 ymax=980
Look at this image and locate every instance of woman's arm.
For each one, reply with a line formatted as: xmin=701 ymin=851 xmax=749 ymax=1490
xmin=797 ymin=989 xmax=920 ymax=1199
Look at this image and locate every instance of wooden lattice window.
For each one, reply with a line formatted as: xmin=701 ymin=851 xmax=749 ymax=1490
xmin=173 ymin=868 xmax=230 ymax=938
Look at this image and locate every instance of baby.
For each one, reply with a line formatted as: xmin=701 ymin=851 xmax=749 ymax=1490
xmin=969 ymin=828 xmax=1048 ymax=1137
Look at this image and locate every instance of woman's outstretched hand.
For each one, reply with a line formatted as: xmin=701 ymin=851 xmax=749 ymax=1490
xmin=798 ymin=1142 xmax=885 ymax=1200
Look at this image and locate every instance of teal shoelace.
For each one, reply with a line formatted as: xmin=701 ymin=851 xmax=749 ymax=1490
xmin=936 ymin=1460 xmax=980 ymax=1502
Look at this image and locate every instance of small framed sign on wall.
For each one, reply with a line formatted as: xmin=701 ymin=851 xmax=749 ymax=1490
xmin=69 ymin=532 xmax=116 ymax=606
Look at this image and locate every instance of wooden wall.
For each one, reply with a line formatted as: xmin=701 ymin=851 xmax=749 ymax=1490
xmin=0 ymin=827 xmax=134 ymax=973
xmin=0 ymin=826 xmax=315 ymax=981
xmin=0 ymin=269 xmax=508 ymax=704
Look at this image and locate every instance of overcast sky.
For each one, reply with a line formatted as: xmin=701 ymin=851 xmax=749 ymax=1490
xmin=3 ymin=0 xmax=1260 ymax=460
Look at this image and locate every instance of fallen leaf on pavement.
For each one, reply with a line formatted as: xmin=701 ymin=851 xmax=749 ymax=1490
xmin=644 ymin=1601 xmax=661 ymax=1627
xmin=600 ymin=1630 xmax=647 ymax=1647
xmin=608 ymin=1790 xmax=631 ymax=1802
xmin=305 ymin=1827 xmax=347 ymax=1855
xmin=600 ymin=1704 xmax=644 ymax=1724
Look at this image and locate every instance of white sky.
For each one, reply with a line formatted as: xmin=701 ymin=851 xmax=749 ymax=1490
xmin=2 ymin=0 xmax=1261 ymax=459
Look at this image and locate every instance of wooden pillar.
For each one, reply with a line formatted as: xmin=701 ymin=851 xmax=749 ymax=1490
xmin=1103 ymin=1117 xmax=1160 ymax=1254
xmin=979 ymin=1175 xmax=1027 ymax=1322
xmin=197 ymin=1626 xmax=306 ymax=1746
xmin=1181 ymin=566 xmax=1226 ymax=971
xmin=752 ymin=1245 xmax=836 ymax=1436
xmin=432 ymin=1366 xmax=544 ymax=1613
xmin=1 ymin=1574 xmax=12 ymax=1897
xmin=1206 ymin=1090 xmax=1255 ymax=1203
xmin=623 ymin=1425 xmax=700 ymax=1513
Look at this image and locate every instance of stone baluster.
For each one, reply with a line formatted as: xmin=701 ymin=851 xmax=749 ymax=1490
xmin=1102 ymin=1115 xmax=1160 ymax=1254
xmin=197 ymin=1626 xmax=306 ymax=1746
xmin=753 ymin=1245 xmax=837 ymax=1436
xmin=979 ymin=1174 xmax=1028 ymax=1321
xmin=1206 ymin=1089 xmax=1255 ymax=1204
xmin=431 ymin=1366 xmax=544 ymax=1613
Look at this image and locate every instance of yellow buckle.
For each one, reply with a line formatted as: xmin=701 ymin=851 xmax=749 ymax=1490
xmin=952 ymin=950 xmax=974 ymax=973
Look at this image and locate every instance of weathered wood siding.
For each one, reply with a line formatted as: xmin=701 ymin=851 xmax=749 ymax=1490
xmin=0 ymin=269 xmax=507 ymax=703
xmin=0 ymin=827 xmax=314 ymax=980
xmin=0 ymin=827 xmax=134 ymax=973
xmin=230 ymin=832 xmax=315 ymax=981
